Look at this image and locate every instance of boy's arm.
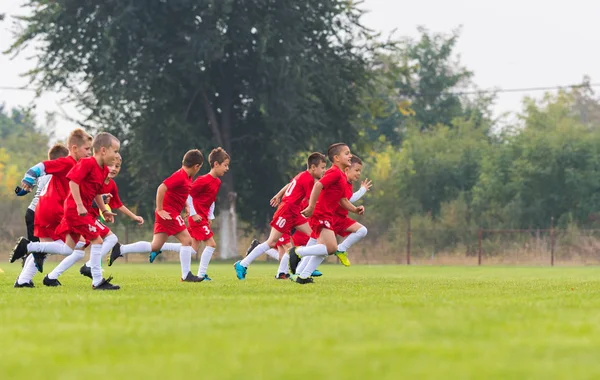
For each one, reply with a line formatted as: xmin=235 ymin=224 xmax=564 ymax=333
xmin=155 ymin=183 xmax=171 ymax=220
xmin=340 ymin=198 xmax=365 ymax=215
xmin=301 ymin=182 xmax=323 ymax=217
xmin=21 ymin=162 xmax=47 ymax=191
xmin=117 ymin=205 xmax=144 ymax=225
xmin=208 ymin=202 xmax=215 ymax=220
xmin=187 ymin=195 xmax=201 ymax=222
xmin=270 ymin=183 xmax=291 ymax=207
xmin=94 ymin=194 xmax=116 ymax=223
xmin=349 ymin=179 xmax=372 ymax=203
xmin=69 ymin=181 xmax=87 ymax=216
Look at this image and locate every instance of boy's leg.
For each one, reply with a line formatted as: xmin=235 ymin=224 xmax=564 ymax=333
xmin=14 ymin=236 xmax=54 ymax=286
xmin=239 ymin=228 xmax=282 ymax=267
xmin=336 ymin=222 xmax=367 ymax=267
xmin=174 ymin=230 xmax=202 ymax=282
xmin=197 ymin=237 xmax=216 ymax=278
xmin=291 ymin=228 xmax=336 ymax=281
xmin=148 ymin=233 xmax=170 ymax=263
xmin=46 ymin=240 xmax=86 ymax=283
xmin=276 ymin=244 xmax=291 ymax=278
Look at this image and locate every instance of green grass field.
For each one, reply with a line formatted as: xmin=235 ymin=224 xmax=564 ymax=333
xmin=1 ymin=263 xmax=600 ymax=379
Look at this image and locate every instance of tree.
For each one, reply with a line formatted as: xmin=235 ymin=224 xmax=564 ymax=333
xmin=8 ymin=0 xmax=383 ymax=255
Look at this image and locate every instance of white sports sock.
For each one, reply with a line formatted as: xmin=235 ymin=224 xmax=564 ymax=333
xmin=300 ymin=256 xmax=325 ymax=279
xmin=27 ymin=241 xmax=72 ymax=255
xmin=90 ymin=244 xmax=103 ymax=287
xmin=295 ymin=256 xmax=310 ymax=275
xmin=75 ymin=241 xmax=86 ymax=250
xmin=296 ymin=244 xmax=328 ymax=257
xmin=338 ymin=226 xmax=367 ymax=252
xmin=307 ymin=238 xmax=318 ymax=246
xmin=277 ymin=253 xmax=290 ymax=275
xmin=197 ymin=246 xmax=215 ymax=276
xmin=240 ymin=242 xmax=270 ymax=267
xmin=162 ymin=242 xmax=182 ymax=252
xmin=180 ymin=246 xmax=192 ymax=279
xmin=265 ymin=248 xmax=279 ymax=260
xmin=48 ymin=250 xmax=85 ymax=280
xmin=100 ymin=234 xmax=118 ymax=258
xmin=17 ymin=255 xmax=38 ymax=284
xmin=120 ymin=241 xmax=152 ymax=255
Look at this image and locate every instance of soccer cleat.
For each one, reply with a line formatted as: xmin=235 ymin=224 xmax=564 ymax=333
xmin=181 ymin=272 xmax=204 ymax=283
xmin=294 ymin=276 xmax=314 ymax=284
xmin=335 ymin=250 xmax=351 ymax=267
xmin=289 ymin=274 xmax=298 ymax=282
xmin=21 ymin=256 xmax=26 ymax=268
xmin=93 ymin=276 xmax=120 ymax=290
xmin=311 ymin=270 xmax=322 ymax=277
xmin=201 ymin=274 xmax=212 ymax=281
xmin=149 ymin=250 xmax=162 ymax=263
xmin=79 ymin=264 xmax=92 ymax=279
xmin=245 ymin=239 xmax=260 ymax=257
xmin=275 ymin=272 xmax=290 ymax=280
xmin=14 ymin=279 xmax=35 ymax=288
xmin=288 ymin=247 xmax=300 ymax=274
xmin=10 ymin=237 xmax=30 ymax=263
xmin=233 ymin=261 xmax=247 ymax=280
xmin=43 ymin=275 xmax=61 ymax=287
xmin=33 ymin=252 xmax=46 ymax=273
xmin=108 ymin=242 xmax=122 ymax=266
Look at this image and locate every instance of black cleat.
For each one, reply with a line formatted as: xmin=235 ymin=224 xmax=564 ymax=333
xmin=79 ymin=264 xmax=92 ymax=279
xmin=275 ymin=272 xmax=290 ymax=280
xmin=181 ymin=271 xmax=204 ymax=283
xmin=43 ymin=275 xmax=61 ymax=287
xmin=93 ymin=276 xmax=120 ymax=290
xmin=245 ymin=239 xmax=260 ymax=257
xmin=294 ymin=276 xmax=314 ymax=284
xmin=10 ymin=237 xmax=30 ymax=263
xmin=108 ymin=242 xmax=122 ymax=266
xmin=33 ymin=252 xmax=47 ymax=273
xmin=21 ymin=256 xmax=26 ymax=268
xmin=14 ymin=279 xmax=35 ymax=288
xmin=288 ymin=247 xmax=300 ymax=274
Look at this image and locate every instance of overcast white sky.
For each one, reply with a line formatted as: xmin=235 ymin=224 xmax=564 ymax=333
xmin=1 ymin=0 xmax=599 ymax=141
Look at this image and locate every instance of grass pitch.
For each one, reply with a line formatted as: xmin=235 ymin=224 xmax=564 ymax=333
xmin=1 ymin=263 xmax=600 ymax=379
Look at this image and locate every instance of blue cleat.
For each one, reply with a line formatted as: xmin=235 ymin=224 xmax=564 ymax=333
xmin=149 ymin=250 xmax=162 ymax=263
xmin=234 ymin=260 xmax=247 ymax=280
xmin=202 ymin=274 xmax=212 ymax=281
xmin=311 ymin=270 xmax=322 ymax=277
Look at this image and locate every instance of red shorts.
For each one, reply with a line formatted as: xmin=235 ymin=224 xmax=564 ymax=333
xmin=270 ymin=204 xmax=308 ymax=235
xmin=275 ymin=234 xmax=291 ymax=248
xmin=332 ymin=216 xmax=357 ymax=238
xmin=154 ymin=212 xmax=187 ymax=236
xmin=55 ymin=216 xmax=111 ymax=242
xmin=187 ymin=216 xmax=214 ymax=241
xmin=291 ymin=230 xmax=310 ymax=246
xmin=309 ymin=216 xmax=334 ymax=239
xmin=34 ymin=206 xmax=63 ymax=240
xmin=34 ymin=224 xmax=62 ymax=241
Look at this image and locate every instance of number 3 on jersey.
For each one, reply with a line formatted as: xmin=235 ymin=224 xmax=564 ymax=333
xmin=176 ymin=215 xmax=185 ymax=227
xmin=202 ymin=226 xmax=211 ymax=235
xmin=275 ymin=217 xmax=286 ymax=228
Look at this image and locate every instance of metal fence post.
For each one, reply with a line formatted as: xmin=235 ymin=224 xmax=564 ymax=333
xmin=550 ymin=217 xmax=555 ymax=266
xmin=406 ymin=217 xmax=411 ymax=265
xmin=478 ymin=229 xmax=483 ymax=266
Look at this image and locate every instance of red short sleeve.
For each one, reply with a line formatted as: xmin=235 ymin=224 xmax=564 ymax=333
xmin=66 ymin=158 xmax=91 ymax=185
xmin=319 ymin=168 xmax=342 ymax=188
xmin=44 ymin=156 xmax=75 ymax=176
xmin=163 ymin=170 xmax=184 ymax=190
xmin=108 ymin=181 xmax=123 ymax=209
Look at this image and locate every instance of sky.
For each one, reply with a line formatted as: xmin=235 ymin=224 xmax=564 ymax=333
xmin=1 ymin=0 xmax=599 ymax=141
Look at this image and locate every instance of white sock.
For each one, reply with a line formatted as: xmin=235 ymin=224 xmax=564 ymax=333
xmin=277 ymin=253 xmax=290 ymax=275
xmin=48 ymin=250 xmax=85 ymax=280
xmin=90 ymin=244 xmax=103 ymax=286
xmin=296 ymin=244 xmax=328 ymax=257
xmin=162 ymin=242 xmax=182 ymax=252
xmin=75 ymin=241 xmax=86 ymax=250
xmin=338 ymin=226 xmax=367 ymax=252
xmin=265 ymin=248 xmax=279 ymax=260
xmin=120 ymin=241 xmax=151 ymax=255
xmin=307 ymin=238 xmax=317 ymax=246
xmin=300 ymin=256 xmax=325 ymax=279
xmin=100 ymin=234 xmax=118 ymax=258
xmin=197 ymin=246 xmax=215 ymax=276
xmin=180 ymin=246 xmax=192 ymax=279
xmin=17 ymin=255 xmax=38 ymax=284
xmin=295 ymin=257 xmax=310 ymax=275
xmin=240 ymin=242 xmax=270 ymax=267
xmin=27 ymin=241 xmax=72 ymax=255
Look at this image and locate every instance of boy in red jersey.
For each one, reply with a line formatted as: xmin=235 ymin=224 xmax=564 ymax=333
xmin=12 ymin=129 xmax=93 ymax=288
xmin=147 ymin=149 xmax=205 ymax=282
xmin=234 ymin=152 xmax=327 ymax=280
xmin=12 ymin=132 xmax=121 ymax=290
xmin=288 ymin=143 xmax=364 ymax=284
xmin=186 ymin=147 xmax=230 ymax=281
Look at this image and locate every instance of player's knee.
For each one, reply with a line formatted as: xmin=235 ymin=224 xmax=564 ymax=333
xmin=181 ymin=238 xmax=193 ymax=246
xmin=207 ymin=240 xmax=217 ymax=248
xmin=72 ymin=250 xmax=85 ymax=260
xmin=266 ymin=240 xmax=277 ymax=248
xmin=60 ymin=245 xmax=74 ymax=256
xmin=357 ymin=226 xmax=368 ymax=237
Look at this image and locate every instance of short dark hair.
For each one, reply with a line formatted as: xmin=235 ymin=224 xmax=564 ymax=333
xmin=307 ymin=152 xmax=326 ymax=169
xmin=93 ymin=132 xmax=119 ymax=151
xmin=48 ymin=143 xmax=69 ymax=160
xmin=350 ymin=155 xmax=362 ymax=166
xmin=327 ymin=143 xmax=348 ymax=162
xmin=182 ymin=149 xmax=204 ymax=168
xmin=209 ymin=147 xmax=230 ymax=168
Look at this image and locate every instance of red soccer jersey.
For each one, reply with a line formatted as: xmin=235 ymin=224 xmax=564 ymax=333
xmin=312 ymin=165 xmax=347 ymax=219
xmin=335 ymin=181 xmax=354 ymax=218
xmin=189 ymin=173 xmax=221 ymax=219
xmin=90 ymin=179 xmax=123 ymax=219
xmin=162 ymin=168 xmax=193 ymax=215
xmin=36 ymin=156 xmax=78 ymax=218
xmin=63 ymin=157 xmax=109 ymax=219
xmin=280 ymin=171 xmax=315 ymax=212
